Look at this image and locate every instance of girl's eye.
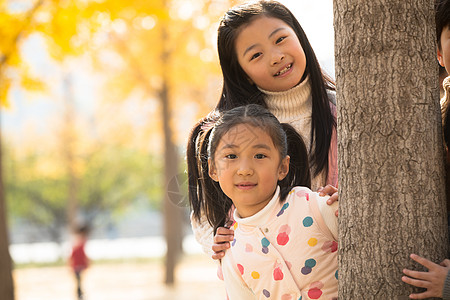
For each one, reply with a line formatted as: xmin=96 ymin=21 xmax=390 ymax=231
xmin=276 ymin=36 xmax=287 ymax=44
xmin=250 ymin=52 xmax=262 ymax=61
xmin=255 ymin=154 xmax=267 ymax=159
xmin=225 ymin=154 xmax=237 ymax=159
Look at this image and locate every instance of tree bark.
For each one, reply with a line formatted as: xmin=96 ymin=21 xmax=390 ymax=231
xmin=334 ymin=1 xmax=448 ymax=298
xmin=0 ymin=112 xmax=15 ymax=300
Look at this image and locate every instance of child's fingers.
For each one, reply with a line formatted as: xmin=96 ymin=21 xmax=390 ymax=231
xmin=407 ymin=290 xmax=434 ymax=299
xmin=409 ymin=254 xmax=436 ymax=270
xmin=211 ymin=250 xmax=225 ymax=260
xmin=317 ymin=184 xmax=338 ymax=197
xmin=440 ymin=259 xmax=450 ymax=268
xmin=216 ymin=226 xmax=235 ymax=235
xmin=327 ymin=192 xmax=338 ymax=205
xmin=212 ymin=240 xmax=231 ymax=260
xmin=214 ymin=228 xmax=234 ymax=244
xmin=401 ymin=274 xmax=428 ymax=288
xmin=403 ymin=267 xmax=433 ymax=281
xmin=214 ymin=234 xmax=234 ymax=244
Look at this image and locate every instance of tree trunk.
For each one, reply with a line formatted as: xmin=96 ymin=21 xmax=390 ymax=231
xmin=160 ymin=8 xmax=183 ymax=285
xmin=160 ymin=76 xmax=183 ymax=285
xmin=334 ymin=1 xmax=448 ymax=298
xmin=0 ymin=111 xmax=15 ymax=300
xmin=63 ymin=74 xmax=79 ymax=234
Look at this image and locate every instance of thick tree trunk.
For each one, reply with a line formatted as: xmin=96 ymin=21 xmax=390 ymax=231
xmin=334 ymin=1 xmax=448 ymax=298
xmin=0 ymin=112 xmax=15 ymax=300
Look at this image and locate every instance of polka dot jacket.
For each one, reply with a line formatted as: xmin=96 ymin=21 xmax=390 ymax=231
xmin=221 ymin=186 xmax=338 ymax=300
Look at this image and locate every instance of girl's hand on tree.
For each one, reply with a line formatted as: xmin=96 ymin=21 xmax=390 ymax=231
xmin=317 ymin=184 xmax=339 ymax=216
xmin=401 ymin=254 xmax=450 ymax=299
xmin=211 ymin=226 xmax=234 ymax=260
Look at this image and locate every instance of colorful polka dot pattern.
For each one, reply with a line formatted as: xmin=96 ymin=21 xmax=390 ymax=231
xmin=261 ymin=237 xmax=271 ymax=254
xmin=302 ymin=216 xmax=313 ymax=227
xmin=277 ymin=224 xmax=291 ymax=246
xmin=228 ymin=188 xmax=338 ymax=299
xmin=237 ymin=264 xmax=244 ymax=275
xmin=322 ymin=241 xmax=338 ymax=253
xmin=301 ymin=258 xmax=316 ymax=275
xmin=273 ymin=263 xmax=284 ymax=281
xmin=277 ymin=202 xmax=290 ymax=217
xmin=307 ymin=281 xmax=324 ymax=299
xmin=308 ymin=237 xmax=318 ymax=246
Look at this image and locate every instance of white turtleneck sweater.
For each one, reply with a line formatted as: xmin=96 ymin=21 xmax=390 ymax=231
xmin=262 ymin=75 xmax=335 ymax=191
xmin=191 ymin=76 xmax=337 ymax=256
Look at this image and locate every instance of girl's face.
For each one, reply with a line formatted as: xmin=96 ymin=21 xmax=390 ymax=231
xmin=209 ymin=123 xmax=289 ymax=218
xmin=235 ymin=16 xmax=306 ymax=92
xmin=438 ymin=25 xmax=450 ymax=74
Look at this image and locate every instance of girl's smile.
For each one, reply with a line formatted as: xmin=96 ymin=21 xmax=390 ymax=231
xmin=274 ymin=63 xmax=293 ymax=77
xmin=235 ymin=16 xmax=306 ymax=92
xmin=236 ymin=182 xmax=257 ymax=190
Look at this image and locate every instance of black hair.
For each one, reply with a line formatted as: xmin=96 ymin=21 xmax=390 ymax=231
xmin=216 ymin=0 xmax=335 ymax=178
xmin=187 ymin=104 xmax=310 ymax=232
xmin=75 ymin=224 xmax=90 ymax=235
xmin=436 ymin=0 xmax=450 ymax=49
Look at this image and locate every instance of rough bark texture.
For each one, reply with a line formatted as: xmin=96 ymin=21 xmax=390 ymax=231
xmin=334 ymin=1 xmax=448 ymax=298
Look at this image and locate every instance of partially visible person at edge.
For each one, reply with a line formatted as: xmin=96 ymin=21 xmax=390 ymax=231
xmin=186 ymin=0 xmax=339 ymax=259
xmin=401 ymin=1 xmax=450 ymax=299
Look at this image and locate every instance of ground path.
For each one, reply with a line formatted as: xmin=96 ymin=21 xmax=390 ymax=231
xmin=14 ymin=254 xmax=226 ymax=300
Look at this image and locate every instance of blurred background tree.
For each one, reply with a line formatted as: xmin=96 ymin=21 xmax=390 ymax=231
xmin=1 ymin=0 xmax=235 ymax=296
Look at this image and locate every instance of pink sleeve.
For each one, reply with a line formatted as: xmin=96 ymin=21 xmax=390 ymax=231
xmin=326 ymin=103 xmax=338 ymax=187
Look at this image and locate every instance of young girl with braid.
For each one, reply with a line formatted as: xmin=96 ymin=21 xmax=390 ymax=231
xmin=189 ymin=104 xmax=338 ymax=299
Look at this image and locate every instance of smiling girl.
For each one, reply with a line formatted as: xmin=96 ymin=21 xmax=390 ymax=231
xmin=192 ymin=104 xmax=338 ymax=299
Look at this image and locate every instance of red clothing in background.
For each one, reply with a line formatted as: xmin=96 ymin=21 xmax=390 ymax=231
xmin=70 ymin=241 xmax=88 ymax=271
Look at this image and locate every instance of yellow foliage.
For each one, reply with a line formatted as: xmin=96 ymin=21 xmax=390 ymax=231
xmin=0 ymin=77 xmax=10 ymax=108
xmin=20 ymin=68 xmax=46 ymax=92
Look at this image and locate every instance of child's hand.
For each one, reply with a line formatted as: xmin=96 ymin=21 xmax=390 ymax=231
xmin=317 ymin=184 xmax=338 ymax=216
xmin=402 ymin=253 xmax=450 ymax=299
xmin=211 ymin=226 xmax=234 ymax=260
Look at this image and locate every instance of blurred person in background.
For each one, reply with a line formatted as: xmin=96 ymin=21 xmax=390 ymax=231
xmin=69 ymin=224 xmax=90 ymax=300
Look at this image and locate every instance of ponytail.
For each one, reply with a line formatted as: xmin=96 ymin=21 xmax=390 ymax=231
xmin=186 ymin=121 xmax=204 ymax=221
xmin=279 ymin=123 xmax=311 ymax=201
xmin=187 ymin=112 xmax=232 ymax=232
